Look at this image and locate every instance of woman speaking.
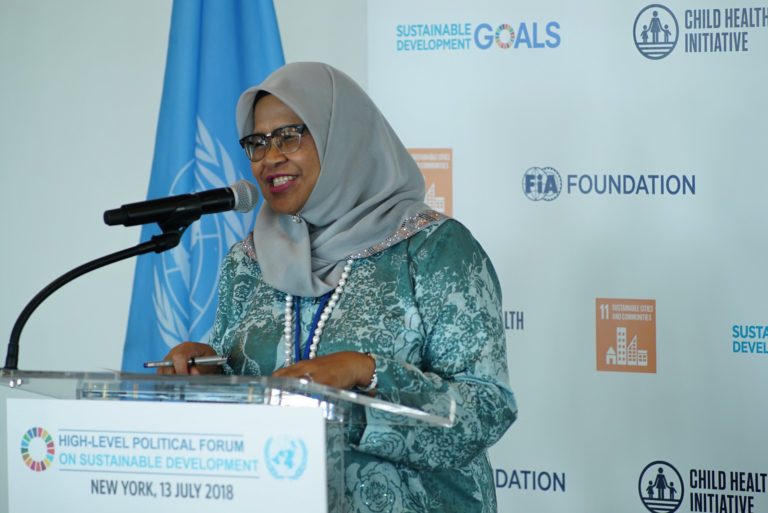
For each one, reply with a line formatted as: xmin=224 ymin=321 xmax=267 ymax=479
xmin=160 ymin=62 xmax=517 ymax=512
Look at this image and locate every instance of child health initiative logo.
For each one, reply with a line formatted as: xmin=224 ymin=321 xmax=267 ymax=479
xmin=596 ymin=298 xmax=657 ymax=373
xmin=634 ymin=4 xmax=680 ymax=59
xmin=638 ymin=461 xmax=684 ymax=513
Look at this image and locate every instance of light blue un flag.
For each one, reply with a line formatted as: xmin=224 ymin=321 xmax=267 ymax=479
xmin=121 ymin=0 xmax=284 ymax=372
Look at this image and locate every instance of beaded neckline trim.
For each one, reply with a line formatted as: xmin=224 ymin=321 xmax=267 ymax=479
xmin=241 ymin=209 xmax=447 ymax=262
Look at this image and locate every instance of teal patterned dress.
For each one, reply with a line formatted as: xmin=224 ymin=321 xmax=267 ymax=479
xmin=209 ymin=212 xmax=517 ymax=512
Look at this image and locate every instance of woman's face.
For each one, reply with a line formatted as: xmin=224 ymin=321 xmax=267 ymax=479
xmin=250 ymin=95 xmax=321 ymax=216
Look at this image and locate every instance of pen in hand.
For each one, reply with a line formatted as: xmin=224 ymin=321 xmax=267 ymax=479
xmin=143 ymin=355 xmax=230 ymax=369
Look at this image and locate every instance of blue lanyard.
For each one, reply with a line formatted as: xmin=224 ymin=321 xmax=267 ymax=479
xmin=293 ymin=292 xmax=332 ymax=362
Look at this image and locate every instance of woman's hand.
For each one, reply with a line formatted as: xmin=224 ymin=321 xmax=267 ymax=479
xmin=271 ymin=351 xmax=375 ymax=391
xmin=156 ymin=342 xmax=221 ymax=376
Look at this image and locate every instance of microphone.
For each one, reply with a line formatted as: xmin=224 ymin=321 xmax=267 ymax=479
xmin=4 ymin=180 xmax=259 ymax=370
xmin=103 ymin=180 xmax=259 ymax=227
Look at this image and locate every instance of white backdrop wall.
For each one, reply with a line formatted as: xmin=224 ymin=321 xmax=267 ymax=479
xmin=367 ymin=1 xmax=768 ymax=512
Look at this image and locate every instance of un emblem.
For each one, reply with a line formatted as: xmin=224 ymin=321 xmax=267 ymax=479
xmin=153 ymin=117 xmax=256 ymax=348
xmin=264 ymin=436 xmax=308 ymax=480
xmin=634 ymin=4 xmax=679 ymax=59
xmin=522 ymin=166 xmax=562 ymax=201
xmin=638 ymin=461 xmax=684 ymax=513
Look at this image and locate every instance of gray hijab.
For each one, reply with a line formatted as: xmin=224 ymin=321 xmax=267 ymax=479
xmin=235 ymin=62 xmax=428 ymax=297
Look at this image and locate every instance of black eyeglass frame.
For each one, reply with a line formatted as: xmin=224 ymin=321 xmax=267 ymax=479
xmin=238 ymin=123 xmax=307 ymax=162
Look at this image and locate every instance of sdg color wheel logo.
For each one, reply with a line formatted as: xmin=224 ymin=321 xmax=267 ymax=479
xmin=634 ymin=4 xmax=679 ymax=59
xmin=495 ymin=23 xmax=516 ymax=48
xmin=638 ymin=461 xmax=684 ymax=513
xmin=20 ymin=427 xmax=55 ymax=472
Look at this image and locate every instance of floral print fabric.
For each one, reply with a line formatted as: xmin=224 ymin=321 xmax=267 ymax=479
xmin=209 ymin=218 xmax=517 ymax=512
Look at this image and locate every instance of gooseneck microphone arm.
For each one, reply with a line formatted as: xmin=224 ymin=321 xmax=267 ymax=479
xmin=3 ymin=230 xmax=184 ymax=371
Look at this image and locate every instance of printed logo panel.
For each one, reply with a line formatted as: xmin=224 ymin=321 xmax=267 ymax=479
xmin=596 ymin=298 xmax=656 ymax=373
xmin=522 ymin=166 xmax=696 ymax=201
xmin=409 ymin=148 xmax=453 ymax=216
xmin=637 ymin=460 xmax=768 ymax=512
xmin=634 ymin=4 xmax=768 ymax=59
xmin=395 ymin=21 xmax=561 ymax=52
xmin=8 ymin=401 xmax=328 ymax=512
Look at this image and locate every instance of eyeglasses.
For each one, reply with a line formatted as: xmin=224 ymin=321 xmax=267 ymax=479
xmin=239 ymin=124 xmax=307 ymax=162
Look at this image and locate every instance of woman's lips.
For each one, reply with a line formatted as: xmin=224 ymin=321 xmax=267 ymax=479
xmin=268 ymin=174 xmax=297 ymax=193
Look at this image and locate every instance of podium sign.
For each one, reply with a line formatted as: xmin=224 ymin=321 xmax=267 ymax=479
xmin=6 ymin=399 xmax=326 ymax=512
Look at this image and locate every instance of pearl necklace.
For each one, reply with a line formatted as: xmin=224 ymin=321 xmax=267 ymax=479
xmin=283 ymin=259 xmax=354 ymax=365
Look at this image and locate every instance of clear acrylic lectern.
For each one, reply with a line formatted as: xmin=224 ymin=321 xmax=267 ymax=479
xmin=1 ymin=369 xmax=454 ymax=513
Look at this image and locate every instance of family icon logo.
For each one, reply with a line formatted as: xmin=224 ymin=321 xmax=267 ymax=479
xmin=634 ymin=4 xmax=680 ymax=59
xmin=20 ymin=427 xmax=55 ymax=472
xmin=596 ymin=299 xmax=656 ymax=373
xmin=638 ymin=461 xmax=684 ymax=513
xmin=409 ymin=148 xmax=453 ymax=216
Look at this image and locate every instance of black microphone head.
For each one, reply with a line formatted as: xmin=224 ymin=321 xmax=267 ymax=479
xmin=230 ymin=180 xmax=260 ymax=212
